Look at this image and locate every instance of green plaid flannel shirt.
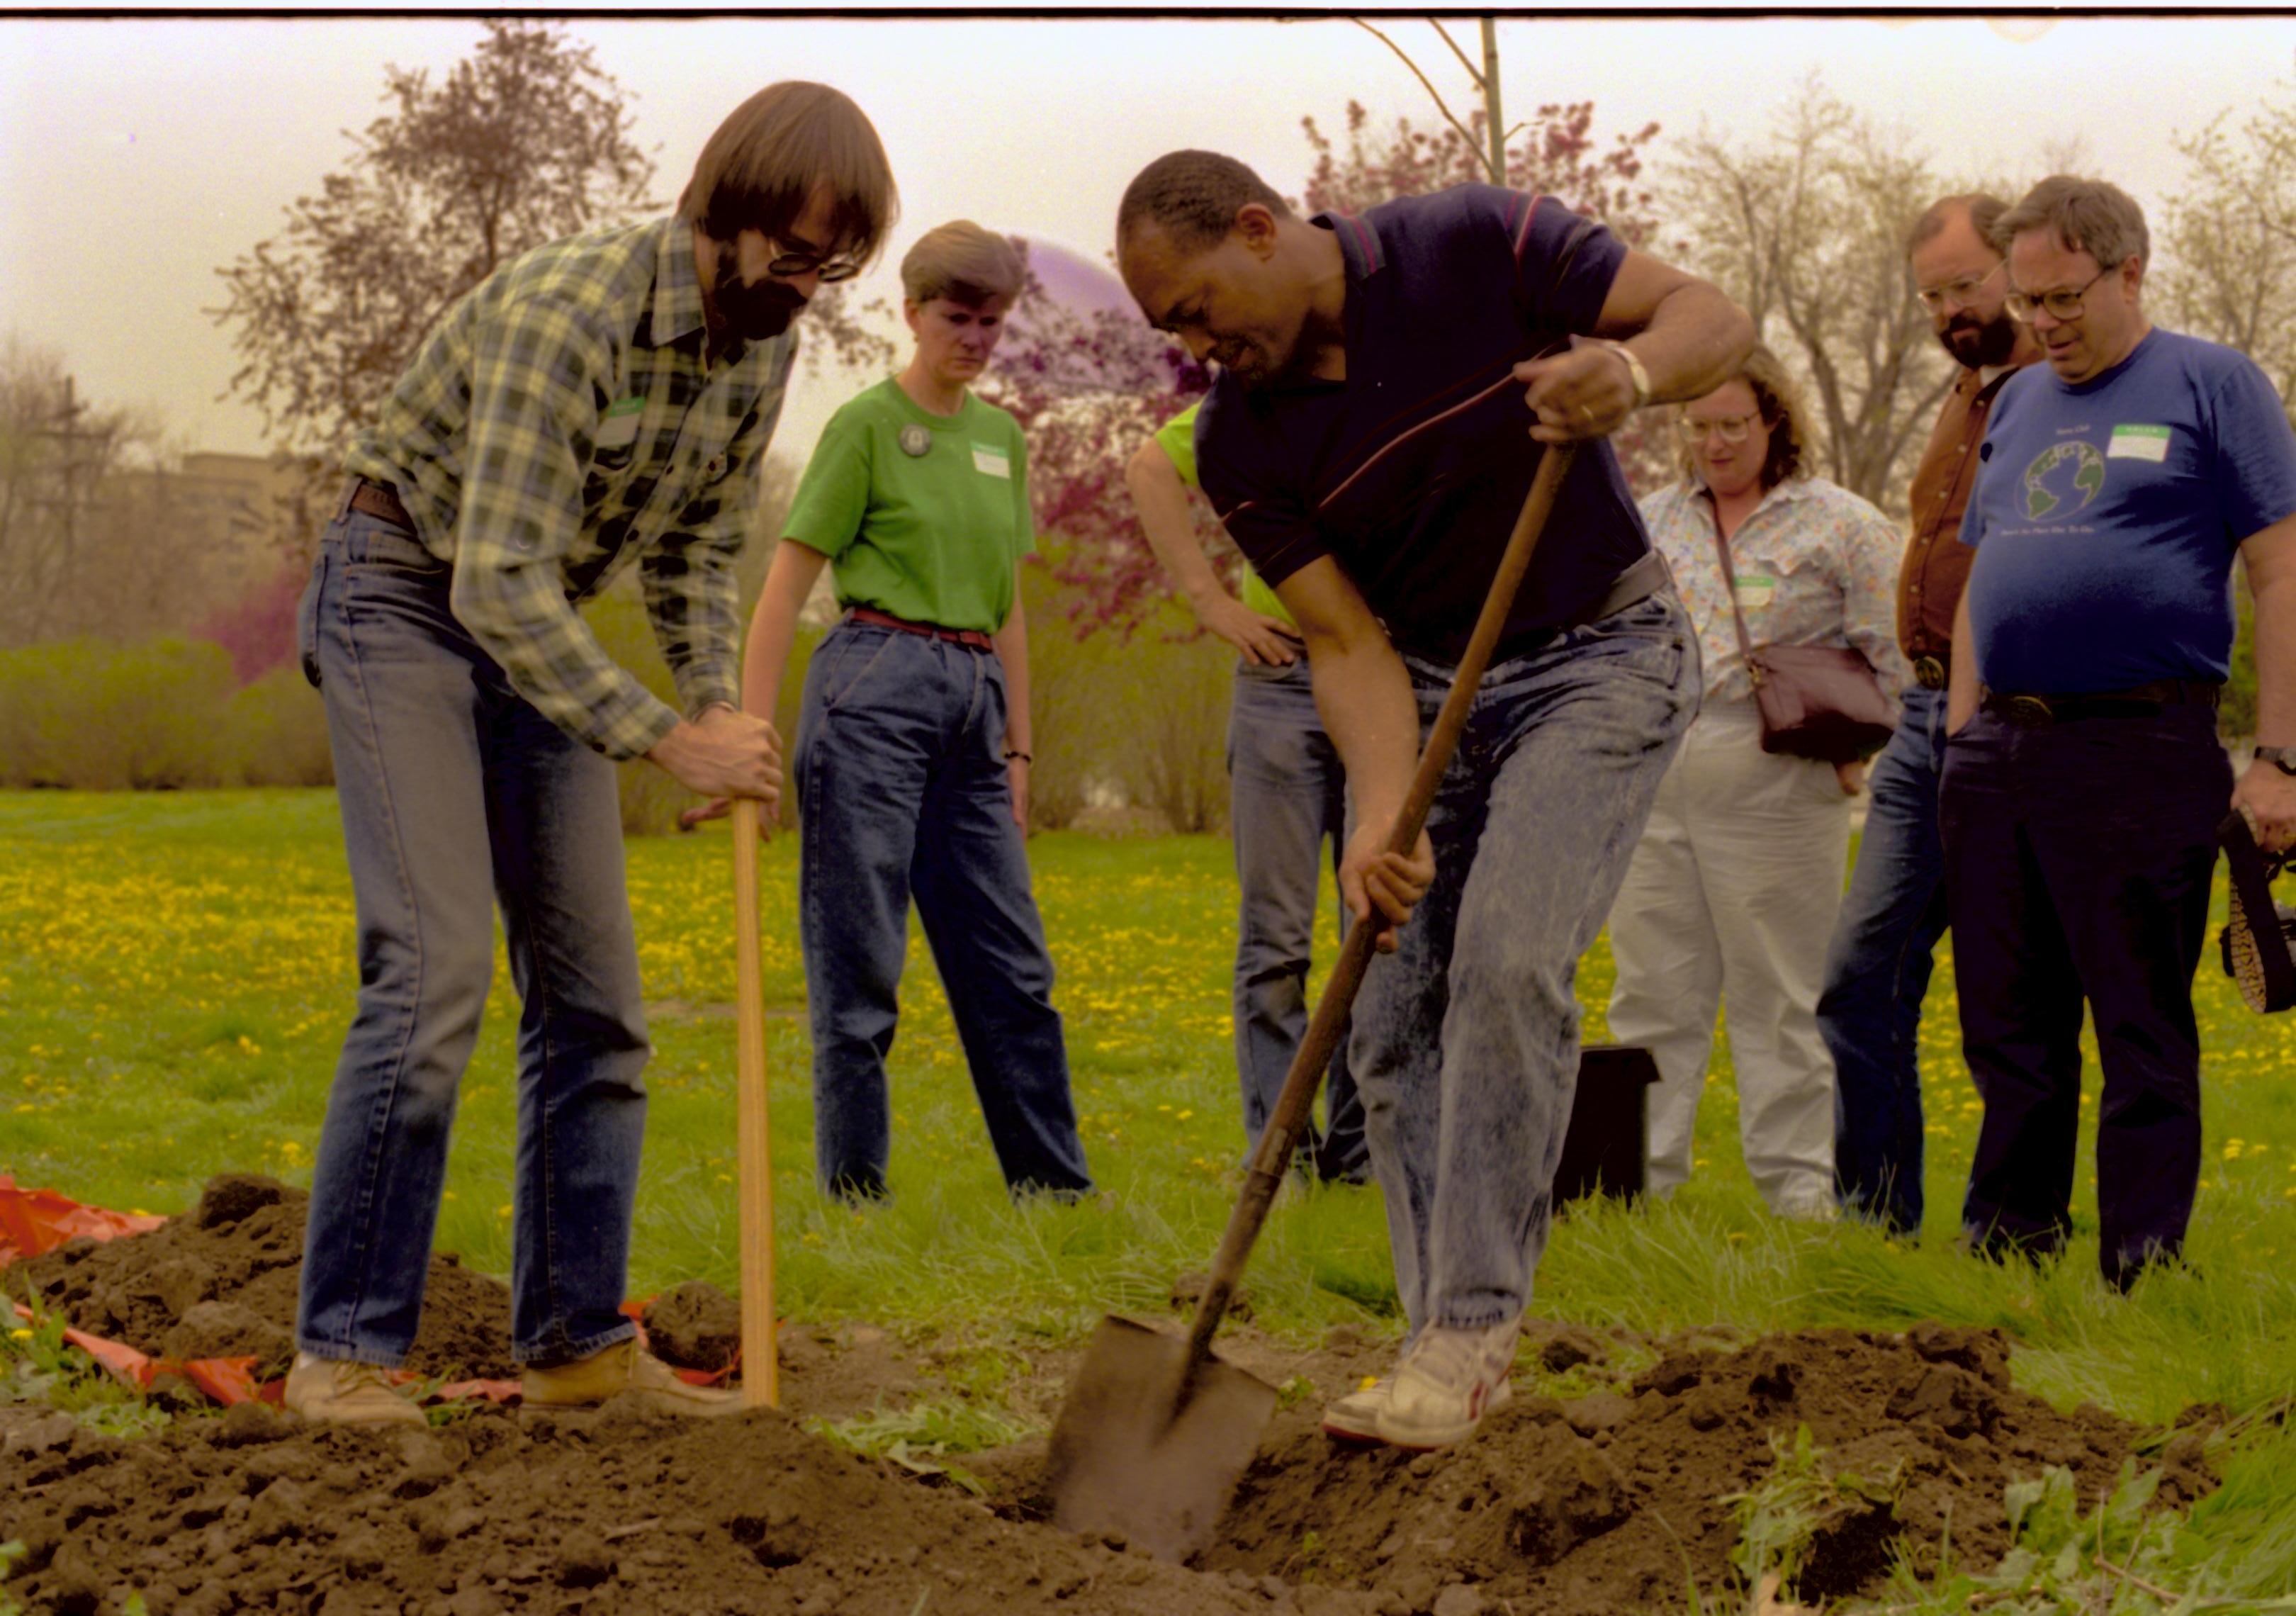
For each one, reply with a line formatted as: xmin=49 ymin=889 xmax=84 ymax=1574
xmin=344 ymin=217 xmax=794 ymax=761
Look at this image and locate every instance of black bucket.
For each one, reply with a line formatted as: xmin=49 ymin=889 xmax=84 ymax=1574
xmin=1557 ymin=1043 xmax=1657 ymax=1202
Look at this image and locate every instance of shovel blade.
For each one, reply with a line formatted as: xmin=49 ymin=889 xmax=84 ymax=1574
xmin=1045 ymin=1315 xmax=1278 ymax=1562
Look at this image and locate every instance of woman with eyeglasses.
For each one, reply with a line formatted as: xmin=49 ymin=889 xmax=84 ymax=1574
xmin=1605 ymin=344 xmax=1909 ymax=1219
xmin=694 ymin=220 xmax=1093 ymax=1206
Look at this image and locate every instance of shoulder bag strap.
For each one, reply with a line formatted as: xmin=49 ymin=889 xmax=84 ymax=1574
xmin=1709 ymin=517 xmax=1762 ymax=685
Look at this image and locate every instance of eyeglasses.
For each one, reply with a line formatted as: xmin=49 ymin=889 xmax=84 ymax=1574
xmin=1914 ymin=262 xmax=2003 ymax=313
xmin=765 ymin=240 xmax=865 ymax=283
xmin=766 ymin=250 xmax=863 ymax=284
xmin=2004 ymin=264 xmax=2115 ymax=323
xmin=1677 ymin=411 xmax=1764 ymax=446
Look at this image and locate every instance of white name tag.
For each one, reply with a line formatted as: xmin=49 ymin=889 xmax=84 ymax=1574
xmin=972 ymin=444 xmax=1011 ymax=478
xmin=2109 ymin=424 xmax=2170 ymax=461
xmin=1734 ymin=573 xmax=1777 ymax=610
xmin=595 ymin=396 xmax=644 ymax=451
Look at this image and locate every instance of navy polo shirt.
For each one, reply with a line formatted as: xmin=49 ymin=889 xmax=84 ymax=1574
xmin=1961 ymin=328 xmax=2296 ymax=694
xmin=1193 ymin=184 xmax=1648 ymax=664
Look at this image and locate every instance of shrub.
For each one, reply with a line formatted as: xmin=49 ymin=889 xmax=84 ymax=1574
xmin=228 ymin=664 xmax=334 ymax=787
xmin=0 ymin=638 xmax=243 ymax=789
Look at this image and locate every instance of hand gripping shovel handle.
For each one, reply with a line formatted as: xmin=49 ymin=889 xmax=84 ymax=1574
xmin=731 ymin=797 xmax=779 ymax=1408
xmin=1178 ymin=443 xmax=1582 ymax=1378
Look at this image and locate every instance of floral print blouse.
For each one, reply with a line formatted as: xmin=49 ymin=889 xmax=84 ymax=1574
xmin=1639 ymin=475 xmax=1911 ymax=708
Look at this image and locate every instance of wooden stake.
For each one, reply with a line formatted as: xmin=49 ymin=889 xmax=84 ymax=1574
xmin=731 ymin=797 xmax=777 ymax=1408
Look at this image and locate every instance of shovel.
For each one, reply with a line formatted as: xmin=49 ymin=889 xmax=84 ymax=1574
xmin=731 ymin=797 xmax=779 ymax=1408
xmin=1044 ymin=442 xmax=1583 ymax=1561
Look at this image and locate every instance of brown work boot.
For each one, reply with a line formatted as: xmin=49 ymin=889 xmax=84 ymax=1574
xmin=283 ymin=1352 xmax=427 ymax=1427
xmin=522 ymin=1337 xmax=742 ymax=1417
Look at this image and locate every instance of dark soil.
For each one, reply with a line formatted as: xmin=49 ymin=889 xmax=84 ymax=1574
xmin=6 ymin=1176 xmax=513 ymax=1383
xmin=1182 ymin=1322 xmax=2217 ymax=1615
xmin=0 ymin=1179 xmax=2222 ymax=1615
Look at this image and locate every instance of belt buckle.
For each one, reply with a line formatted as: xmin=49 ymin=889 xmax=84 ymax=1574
xmin=2004 ymin=695 xmax=2054 ymax=728
xmin=1913 ymin=656 xmax=1947 ymax=690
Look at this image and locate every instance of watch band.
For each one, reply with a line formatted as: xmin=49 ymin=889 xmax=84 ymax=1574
xmin=2258 ymin=746 xmax=2296 ymax=776
xmin=1597 ymin=340 xmax=1650 ymax=409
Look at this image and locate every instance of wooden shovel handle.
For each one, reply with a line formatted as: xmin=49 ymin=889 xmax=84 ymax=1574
xmin=1181 ymin=444 xmax=1581 ymax=1372
xmin=731 ymin=797 xmax=778 ymax=1408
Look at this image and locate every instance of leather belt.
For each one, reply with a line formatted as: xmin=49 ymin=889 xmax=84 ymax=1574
xmin=1911 ymin=655 xmax=1947 ymax=690
xmin=1981 ymin=679 xmax=2222 ymax=727
xmin=344 ymin=476 xmax=417 ymax=532
xmin=848 ymin=605 xmax=996 ymax=651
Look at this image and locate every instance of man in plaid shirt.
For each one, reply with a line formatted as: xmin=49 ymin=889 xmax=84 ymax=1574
xmin=285 ymin=82 xmax=897 ymax=1425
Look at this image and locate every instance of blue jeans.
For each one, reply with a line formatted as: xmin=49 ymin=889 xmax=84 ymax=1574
xmin=295 ymin=509 xmax=648 ymax=1368
xmin=1819 ymin=684 xmax=1950 ymax=1234
xmin=1227 ymin=658 xmax=1367 ymax=1182
xmin=1351 ymin=595 xmax=1697 ymax=1333
xmin=794 ymin=620 xmax=1091 ymax=1201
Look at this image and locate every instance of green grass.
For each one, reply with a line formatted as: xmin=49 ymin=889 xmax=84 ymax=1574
xmin=7 ymin=788 xmax=2296 ymax=1607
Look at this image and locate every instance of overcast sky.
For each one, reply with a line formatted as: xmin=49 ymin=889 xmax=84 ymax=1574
xmin=6 ymin=13 xmax=2296 ymax=467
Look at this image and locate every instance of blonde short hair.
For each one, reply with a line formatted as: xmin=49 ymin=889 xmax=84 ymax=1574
xmin=901 ymin=221 xmax=1025 ymax=307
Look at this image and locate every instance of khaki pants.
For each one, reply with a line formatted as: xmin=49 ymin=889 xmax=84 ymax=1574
xmin=1606 ymin=702 xmax=1850 ymax=1214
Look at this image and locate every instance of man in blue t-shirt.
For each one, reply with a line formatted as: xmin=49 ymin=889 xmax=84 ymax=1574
xmin=1945 ymin=175 xmax=2296 ymax=1291
xmin=1116 ymin=150 xmax=1752 ymax=1450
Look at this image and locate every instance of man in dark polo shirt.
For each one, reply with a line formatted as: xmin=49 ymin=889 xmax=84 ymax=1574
xmin=1820 ymin=193 xmax=2043 ymax=1237
xmin=1117 ymin=150 xmax=1751 ymax=1449
xmin=1945 ymin=175 xmax=2296 ymax=1290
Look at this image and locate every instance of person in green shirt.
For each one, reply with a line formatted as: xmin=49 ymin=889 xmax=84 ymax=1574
xmin=1125 ymin=403 xmax=1366 ymax=1182
xmin=733 ymin=220 xmax=1091 ymax=1202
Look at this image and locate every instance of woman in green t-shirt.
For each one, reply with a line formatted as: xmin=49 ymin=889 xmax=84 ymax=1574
xmin=733 ymin=220 xmax=1091 ymax=1203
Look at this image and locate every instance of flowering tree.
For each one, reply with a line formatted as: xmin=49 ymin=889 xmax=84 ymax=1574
xmin=974 ymin=251 xmax=1210 ymax=638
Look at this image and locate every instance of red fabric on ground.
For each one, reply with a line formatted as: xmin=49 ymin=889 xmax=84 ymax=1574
xmin=0 ymin=1175 xmax=166 ymax=1264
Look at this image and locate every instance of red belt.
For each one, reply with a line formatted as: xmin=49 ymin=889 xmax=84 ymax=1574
xmin=848 ymin=606 xmax=995 ymax=651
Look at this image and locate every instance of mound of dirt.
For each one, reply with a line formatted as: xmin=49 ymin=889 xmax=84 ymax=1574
xmin=0 ymin=1186 xmax=2222 ymax=1615
xmin=6 ymin=1175 xmax=514 ymax=1381
xmin=0 ymin=1397 xmax=1326 ymax=1616
xmin=642 ymin=1281 xmax=742 ymax=1374
xmin=1183 ymin=1323 xmax=2216 ymax=1614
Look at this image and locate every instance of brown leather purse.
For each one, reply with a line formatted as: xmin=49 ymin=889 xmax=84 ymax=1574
xmin=1713 ymin=527 xmax=1898 ymax=764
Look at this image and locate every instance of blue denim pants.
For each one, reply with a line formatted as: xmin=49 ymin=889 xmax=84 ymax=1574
xmin=1351 ymin=594 xmax=1697 ymax=1333
xmin=1227 ymin=658 xmax=1367 ymax=1182
xmin=294 ymin=509 xmax=648 ymax=1368
xmin=794 ymin=619 xmax=1092 ymax=1201
xmin=1818 ymin=684 xmax=1951 ymax=1234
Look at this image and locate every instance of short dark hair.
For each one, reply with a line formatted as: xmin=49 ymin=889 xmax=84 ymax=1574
xmin=679 ymin=82 xmax=897 ymax=266
xmin=1117 ymin=150 xmax=1293 ymax=254
xmin=1991 ymin=175 xmax=2149 ymax=271
xmin=1906 ymin=193 xmax=2010 ymax=259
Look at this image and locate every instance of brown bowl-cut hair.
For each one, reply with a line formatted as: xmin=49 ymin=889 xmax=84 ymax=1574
xmin=901 ymin=222 xmax=1026 ymax=308
xmin=1676 ymin=342 xmax=1811 ymax=490
xmin=678 ymin=82 xmax=897 ymax=266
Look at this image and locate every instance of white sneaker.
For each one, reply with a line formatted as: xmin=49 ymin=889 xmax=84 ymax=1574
xmin=1371 ymin=1320 xmax=1519 ymax=1450
xmin=1321 ymin=1374 xmax=1392 ymax=1442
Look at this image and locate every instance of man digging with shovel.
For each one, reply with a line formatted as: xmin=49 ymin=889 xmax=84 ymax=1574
xmin=283 ymin=84 xmax=896 ymax=1425
xmin=1115 ymin=152 xmax=1751 ymax=1452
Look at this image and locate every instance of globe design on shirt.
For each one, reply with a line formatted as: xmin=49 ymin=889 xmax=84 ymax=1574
xmin=2020 ymin=439 xmax=2106 ymax=519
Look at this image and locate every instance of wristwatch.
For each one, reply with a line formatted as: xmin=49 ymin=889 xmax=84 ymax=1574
xmin=2256 ymin=746 xmax=2296 ymax=776
xmin=1597 ymin=340 xmax=1650 ymax=410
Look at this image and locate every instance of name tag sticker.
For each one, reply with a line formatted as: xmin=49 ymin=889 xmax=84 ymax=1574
xmin=1734 ymin=573 xmax=1777 ymax=610
xmin=972 ymin=444 xmax=1011 ymax=478
xmin=595 ymin=396 xmax=644 ymax=450
xmin=2109 ymin=424 xmax=2171 ymax=462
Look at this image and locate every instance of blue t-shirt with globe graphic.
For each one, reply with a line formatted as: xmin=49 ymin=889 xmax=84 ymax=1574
xmin=1961 ymin=328 xmax=2296 ymax=694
